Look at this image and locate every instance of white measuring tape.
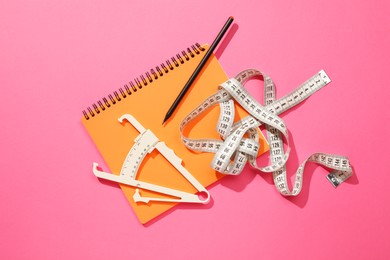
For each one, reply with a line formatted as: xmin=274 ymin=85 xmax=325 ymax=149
xmin=180 ymin=69 xmax=352 ymax=196
xmin=93 ymin=114 xmax=210 ymax=204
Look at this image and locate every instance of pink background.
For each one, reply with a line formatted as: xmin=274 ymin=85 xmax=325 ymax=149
xmin=1 ymin=0 xmax=389 ymax=259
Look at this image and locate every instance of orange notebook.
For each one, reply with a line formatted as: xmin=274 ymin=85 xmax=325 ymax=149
xmin=82 ymin=43 xmax=269 ymax=224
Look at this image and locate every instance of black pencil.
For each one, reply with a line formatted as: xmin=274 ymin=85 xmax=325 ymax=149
xmin=162 ymin=16 xmax=234 ymax=124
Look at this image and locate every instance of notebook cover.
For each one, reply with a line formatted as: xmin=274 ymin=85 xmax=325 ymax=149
xmin=82 ymin=44 xmax=269 ymax=224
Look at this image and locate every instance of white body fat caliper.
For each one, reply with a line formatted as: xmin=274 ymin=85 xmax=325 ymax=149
xmin=93 ymin=114 xmax=210 ymax=204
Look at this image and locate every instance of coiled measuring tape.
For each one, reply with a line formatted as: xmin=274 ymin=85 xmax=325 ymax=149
xmin=180 ymin=69 xmax=352 ymax=196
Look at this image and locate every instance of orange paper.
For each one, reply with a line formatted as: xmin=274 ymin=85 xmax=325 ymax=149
xmin=82 ymin=44 xmax=269 ymax=224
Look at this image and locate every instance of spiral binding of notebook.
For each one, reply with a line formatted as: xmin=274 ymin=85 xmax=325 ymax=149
xmin=82 ymin=43 xmax=206 ymax=120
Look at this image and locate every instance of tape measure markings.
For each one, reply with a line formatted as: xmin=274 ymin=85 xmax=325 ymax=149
xmin=180 ymin=69 xmax=353 ymax=196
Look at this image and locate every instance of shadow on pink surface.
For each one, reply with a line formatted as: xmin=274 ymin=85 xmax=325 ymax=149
xmin=215 ymin=23 xmax=239 ymax=60
xmin=143 ymin=194 xmax=216 ymax=227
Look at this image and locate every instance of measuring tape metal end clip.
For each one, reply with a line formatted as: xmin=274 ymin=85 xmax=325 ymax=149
xmin=93 ymin=114 xmax=210 ymax=204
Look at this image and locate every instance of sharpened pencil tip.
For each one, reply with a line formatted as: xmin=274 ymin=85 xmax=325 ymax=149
xmin=162 ymin=115 xmax=169 ymax=125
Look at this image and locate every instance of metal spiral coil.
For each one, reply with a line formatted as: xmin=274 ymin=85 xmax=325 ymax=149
xmin=83 ymin=43 xmax=205 ymax=120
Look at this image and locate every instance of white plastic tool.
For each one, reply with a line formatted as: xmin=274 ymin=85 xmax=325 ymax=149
xmin=93 ymin=114 xmax=210 ymax=204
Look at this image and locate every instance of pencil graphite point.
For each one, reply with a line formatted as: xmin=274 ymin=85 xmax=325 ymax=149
xmin=162 ymin=117 xmax=167 ymax=125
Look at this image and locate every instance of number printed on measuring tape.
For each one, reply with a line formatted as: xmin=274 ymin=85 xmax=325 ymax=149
xmin=180 ymin=69 xmax=353 ymax=196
